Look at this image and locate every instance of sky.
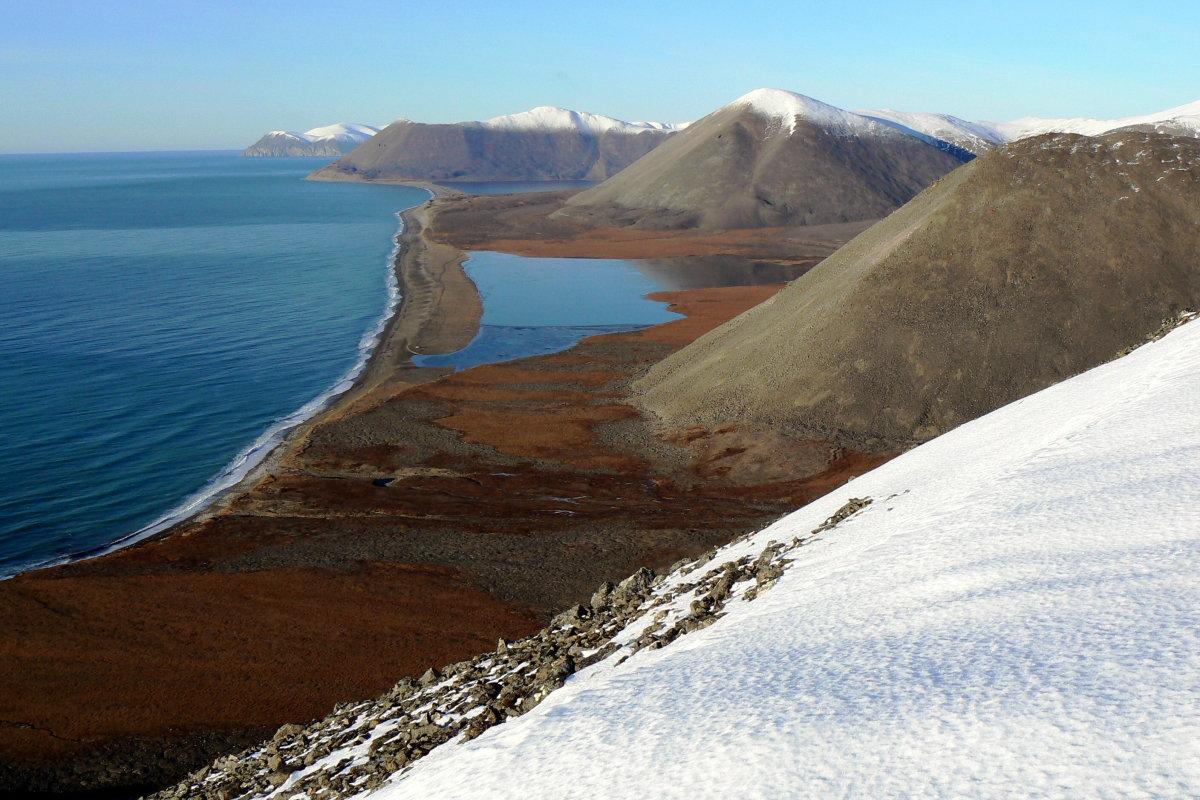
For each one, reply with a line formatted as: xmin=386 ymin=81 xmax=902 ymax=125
xmin=2 ymin=0 xmax=1199 ymax=153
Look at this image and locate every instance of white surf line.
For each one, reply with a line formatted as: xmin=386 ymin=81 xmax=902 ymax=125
xmin=4 ymin=193 xmax=431 ymax=580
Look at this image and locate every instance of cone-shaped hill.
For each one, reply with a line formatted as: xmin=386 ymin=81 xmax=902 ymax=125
xmin=553 ymin=88 xmax=970 ymax=230
xmin=635 ymin=131 xmax=1200 ymax=447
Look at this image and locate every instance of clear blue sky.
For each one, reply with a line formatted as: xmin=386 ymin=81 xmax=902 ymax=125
xmin=3 ymin=0 xmax=1198 ymax=153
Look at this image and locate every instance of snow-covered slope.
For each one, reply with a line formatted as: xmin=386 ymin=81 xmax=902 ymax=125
xmin=300 ymin=123 xmax=380 ymax=142
xmin=735 ymin=95 xmax=1200 ymax=148
xmin=158 ymin=306 xmax=1199 ymax=799
xmin=479 ymin=106 xmax=685 ymax=135
xmin=734 ymin=87 xmax=889 ymax=136
xmin=372 ymin=313 xmax=1200 ymax=798
xmin=858 ymin=99 xmax=1200 ymax=150
xmin=242 ymin=123 xmax=379 ymax=156
xmin=859 ymin=109 xmax=1006 ymax=153
xmin=993 ymin=98 xmax=1200 ymax=141
xmin=725 ymin=92 xmax=1200 ymax=148
xmin=364 ymin=314 xmax=1200 ymax=800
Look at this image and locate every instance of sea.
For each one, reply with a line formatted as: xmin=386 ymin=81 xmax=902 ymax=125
xmin=0 ymin=153 xmax=678 ymax=577
xmin=0 ymin=151 xmax=430 ymax=576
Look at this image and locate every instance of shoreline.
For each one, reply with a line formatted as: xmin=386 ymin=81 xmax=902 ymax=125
xmin=85 ymin=185 xmax=862 ymax=571
xmin=304 ymin=171 xmax=467 ymax=194
xmin=8 ymin=184 xmax=470 ymax=581
xmin=125 ymin=183 xmax=484 ymax=552
xmin=11 ymin=171 xmax=814 ymax=581
xmin=0 ymin=188 xmax=877 ymax=798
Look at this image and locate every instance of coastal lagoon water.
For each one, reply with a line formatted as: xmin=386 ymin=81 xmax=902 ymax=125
xmin=414 ymin=252 xmax=681 ymax=370
xmin=0 ymin=152 xmax=428 ymax=576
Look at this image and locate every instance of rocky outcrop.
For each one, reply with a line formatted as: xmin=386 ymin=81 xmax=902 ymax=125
xmin=151 ymin=497 xmax=876 ymax=800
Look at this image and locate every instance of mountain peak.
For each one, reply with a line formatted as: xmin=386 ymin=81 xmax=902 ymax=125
xmin=302 ymin=123 xmax=379 ymax=141
xmin=558 ymin=88 xmax=965 ymax=230
xmin=730 ymin=88 xmax=871 ymax=135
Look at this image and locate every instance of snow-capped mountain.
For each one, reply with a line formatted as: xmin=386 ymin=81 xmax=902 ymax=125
xmin=300 ymin=123 xmax=380 ymax=142
xmin=736 ymin=87 xmax=887 ymax=136
xmin=858 ymin=109 xmax=1007 ymax=154
xmin=242 ymin=123 xmax=379 ymax=157
xmin=556 ymin=88 xmax=968 ymax=229
xmin=860 ymin=98 xmax=1200 ymax=152
xmin=478 ymin=106 xmax=686 ymax=136
xmin=244 ymin=96 xmax=1200 ymax=161
xmin=310 ymin=106 xmax=682 ymax=183
xmin=156 ymin=310 xmax=1200 ymax=799
xmin=991 ymin=98 xmax=1200 ymax=141
xmin=726 ymin=94 xmax=1200 ymax=152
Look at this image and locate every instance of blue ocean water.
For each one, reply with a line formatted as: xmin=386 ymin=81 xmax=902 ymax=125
xmin=0 ymin=151 xmax=429 ymax=576
xmin=414 ymin=251 xmax=681 ymax=370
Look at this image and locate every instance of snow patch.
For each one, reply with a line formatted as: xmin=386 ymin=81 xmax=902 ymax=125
xmin=479 ymin=106 xmax=685 ymax=136
xmin=731 ymin=87 xmax=881 ymax=137
xmin=856 ymin=99 xmax=1200 ymax=147
xmin=303 ymin=123 xmax=380 ymax=142
xmin=259 ymin=123 xmax=379 ymax=145
xmin=990 ymin=98 xmax=1200 ymax=141
xmin=858 ymin=109 xmax=1006 ymax=152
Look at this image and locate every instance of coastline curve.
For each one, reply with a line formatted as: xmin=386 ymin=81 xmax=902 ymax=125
xmin=3 ymin=187 xmax=459 ymax=579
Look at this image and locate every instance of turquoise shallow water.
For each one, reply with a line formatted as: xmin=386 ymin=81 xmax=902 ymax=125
xmin=0 ymin=152 xmax=429 ymax=576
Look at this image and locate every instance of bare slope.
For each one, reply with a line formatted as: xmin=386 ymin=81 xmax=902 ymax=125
xmin=554 ymin=89 xmax=969 ymax=230
xmin=309 ymin=108 xmax=678 ymax=183
xmin=635 ymin=131 xmax=1200 ymax=446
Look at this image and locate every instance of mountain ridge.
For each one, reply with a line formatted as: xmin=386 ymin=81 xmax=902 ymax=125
xmin=858 ymin=98 xmax=1200 ymax=151
xmin=857 ymin=109 xmax=1006 ymax=154
xmin=474 ymin=105 xmax=686 ymax=135
xmin=307 ymin=105 xmax=681 ymax=183
xmin=240 ymin=95 xmax=1200 ymax=160
xmin=991 ymin=97 xmax=1200 ymax=140
xmin=553 ymin=88 xmax=970 ymax=230
xmin=242 ymin=123 xmax=379 ymax=157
